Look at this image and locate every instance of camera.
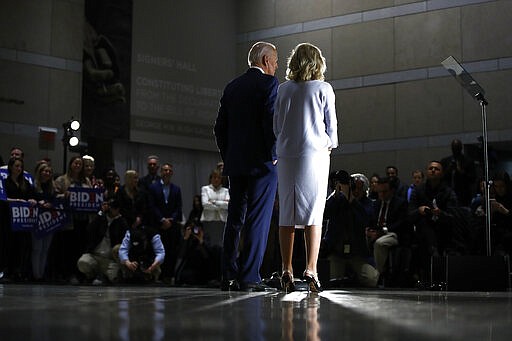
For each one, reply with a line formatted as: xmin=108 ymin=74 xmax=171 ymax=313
xmin=133 ymin=260 xmax=151 ymax=281
xmin=329 ymin=170 xmax=355 ymax=190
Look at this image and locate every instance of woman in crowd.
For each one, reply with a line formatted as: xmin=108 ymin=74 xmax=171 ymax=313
xmin=188 ymin=194 xmax=203 ymax=226
xmin=31 ymin=162 xmax=59 ymax=281
xmin=368 ymin=174 xmax=380 ymax=201
xmin=273 ymin=43 xmax=338 ymax=292
xmin=103 ymin=167 xmax=120 ymax=200
xmin=116 ymin=170 xmax=148 ymax=228
xmin=200 ymin=169 xmax=229 ymax=247
xmin=2 ymin=157 xmax=36 ymax=281
xmin=82 ymin=155 xmax=98 ymax=188
xmin=53 ymin=156 xmax=92 ymax=283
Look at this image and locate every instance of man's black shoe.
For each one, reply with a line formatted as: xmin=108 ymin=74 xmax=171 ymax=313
xmin=220 ymin=279 xmax=240 ymax=291
xmin=240 ymin=282 xmax=278 ymax=292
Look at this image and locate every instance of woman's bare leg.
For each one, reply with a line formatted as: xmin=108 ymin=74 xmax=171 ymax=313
xmin=279 ymin=226 xmax=295 ymax=273
xmin=304 ymin=225 xmax=322 ymax=274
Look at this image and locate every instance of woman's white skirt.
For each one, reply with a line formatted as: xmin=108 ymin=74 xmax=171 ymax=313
xmin=277 ymin=152 xmax=330 ymax=227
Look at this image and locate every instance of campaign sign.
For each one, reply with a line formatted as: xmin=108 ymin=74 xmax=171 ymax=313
xmin=0 ymin=168 xmax=8 ymax=181
xmin=10 ymin=201 xmax=38 ymax=231
xmin=0 ymin=178 xmax=6 ymax=201
xmin=35 ymin=204 xmax=69 ymax=239
xmin=0 ymin=168 xmax=34 ymax=186
xmin=68 ymin=187 xmax=104 ymax=212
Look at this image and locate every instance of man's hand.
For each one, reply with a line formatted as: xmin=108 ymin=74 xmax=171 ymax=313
xmin=419 ymin=206 xmax=430 ymax=215
xmin=124 ymin=260 xmax=138 ymax=272
xmin=160 ymin=218 xmax=173 ymax=230
xmin=365 ymin=227 xmax=382 ymax=242
xmin=144 ymin=261 xmax=160 ymax=274
xmin=491 ymin=199 xmax=510 ymax=215
xmin=192 ymin=228 xmax=204 ymax=245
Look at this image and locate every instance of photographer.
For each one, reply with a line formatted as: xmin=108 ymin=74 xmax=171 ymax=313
xmin=77 ymin=198 xmax=128 ymax=285
xmin=322 ymin=170 xmax=379 ymax=288
xmin=367 ymin=176 xmax=410 ymax=286
xmin=174 ymin=221 xmax=219 ymax=286
xmin=118 ymin=224 xmax=165 ymax=283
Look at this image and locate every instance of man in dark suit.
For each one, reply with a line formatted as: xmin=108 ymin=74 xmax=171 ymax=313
xmin=409 ymin=160 xmax=463 ymax=285
xmin=367 ymin=176 xmax=409 ymax=285
xmin=139 ymin=155 xmax=161 ymax=193
xmin=214 ymin=41 xmax=279 ymax=292
xmin=148 ymin=162 xmax=183 ymax=282
xmin=385 ymin=165 xmax=408 ymax=200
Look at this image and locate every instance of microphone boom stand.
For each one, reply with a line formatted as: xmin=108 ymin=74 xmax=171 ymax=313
xmin=477 ymin=93 xmax=492 ymax=256
xmin=441 ymin=56 xmax=492 ymax=256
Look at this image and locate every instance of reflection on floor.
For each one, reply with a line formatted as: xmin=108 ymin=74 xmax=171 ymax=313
xmin=0 ymin=284 xmax=511 ymax=340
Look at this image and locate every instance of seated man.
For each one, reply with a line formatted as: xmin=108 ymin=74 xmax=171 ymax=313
xmin=408 ymin=160 xmax=462 ymax=284
xmin=367 ymin=177 xmax=409 ymax=286
xmin=118 ymin=225 xmax=165 ymax=283
xmin=322 ymin=170 xmax=379 ymax=288
xmin=77 ymin=198 xmax=128 ymax=285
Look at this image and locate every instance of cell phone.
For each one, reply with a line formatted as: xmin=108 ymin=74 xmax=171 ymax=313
xmin=193 ymin=226 xmax=200 ymax=234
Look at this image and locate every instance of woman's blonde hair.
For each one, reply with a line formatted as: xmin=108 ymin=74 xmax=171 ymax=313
xmin=34 ymin=162 xmax=55 ymax=195
xmin=286 ymin=43 xmax=326 ymax=81
xmin=124 ymin=169 xmax=138 ymax=184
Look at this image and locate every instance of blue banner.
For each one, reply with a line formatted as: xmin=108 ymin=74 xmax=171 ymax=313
xmin=9 ymin=201 xmax=39 ymax=232
xmin=68 ymin=187 xmax=104 ymax=212
xmin=0 ymin=168 xmax=34 ymax=186
xmin=34 ymin=204 xmax=69 ymax=238
xmin=0 ymin=178 xmax=6 ymax=201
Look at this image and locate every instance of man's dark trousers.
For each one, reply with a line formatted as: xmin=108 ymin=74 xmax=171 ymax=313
xmin=221 ymin=163 xmax=277 ymax=285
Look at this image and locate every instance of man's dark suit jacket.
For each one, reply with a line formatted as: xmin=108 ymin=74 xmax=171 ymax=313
xmin=148 ymin=180 xmax=183 ymax=226
xmin=214 ymin=68 xmax=278 ymax=176
xmin=372 ymin=195 xmax=410 ymax=242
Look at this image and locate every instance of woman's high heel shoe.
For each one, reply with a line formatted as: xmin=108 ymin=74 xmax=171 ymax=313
xmin=303 ymin=270 xmax=322 ymax=293
xmin=281 ymin=271 xmax=295 ymax=293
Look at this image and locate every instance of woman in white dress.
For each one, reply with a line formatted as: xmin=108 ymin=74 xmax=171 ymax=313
xmin=274 ymin=43 xmax=338 ymax=292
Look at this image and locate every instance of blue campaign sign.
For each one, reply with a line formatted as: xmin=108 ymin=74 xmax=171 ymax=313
xmin=0 ymin=168 xmax=34 ymax=186
xmin=68 ymin=187 xmax=104 ymax=212
xmin=0 ymin=168 xmax=7 ymax=181
xmin=0 ymin=178 xmax=6 ymax=201
xmin=9 ymin=200 xmax=38 ymax=232
xmin=34 ymin=204 xmax=69 ymax=239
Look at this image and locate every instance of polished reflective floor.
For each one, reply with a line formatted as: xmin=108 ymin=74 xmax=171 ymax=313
xmin=0 ymin=284 xmax=511 ymax=340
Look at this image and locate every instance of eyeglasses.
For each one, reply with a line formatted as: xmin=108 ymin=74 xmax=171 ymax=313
xmin=428 ymin=166 xmax=441 ymax=171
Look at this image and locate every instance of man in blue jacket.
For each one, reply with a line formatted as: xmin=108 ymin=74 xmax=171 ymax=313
xmin=214 ymin=41 xmax=279 ymax=291
xmin=148 ymin=162 xmax=183 ymax=283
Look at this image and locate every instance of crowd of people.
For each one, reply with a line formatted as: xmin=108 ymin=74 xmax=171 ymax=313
xmin=1 ymin=40 xmax=511 ymax=292
xmin=0 ymin=148 xmax=225 ymax=286
xmin=0 ymin=137 xmax=511 ymax=290
xmin=325 ymin=147 xmax=512 ymax=288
